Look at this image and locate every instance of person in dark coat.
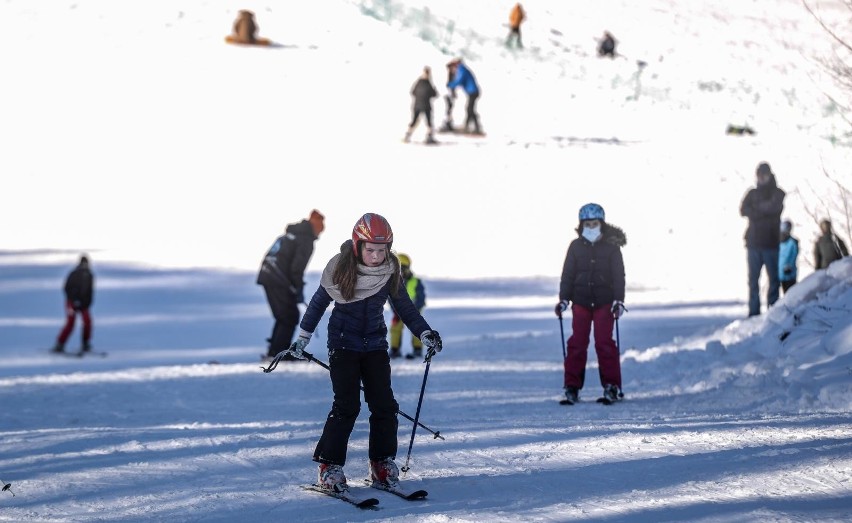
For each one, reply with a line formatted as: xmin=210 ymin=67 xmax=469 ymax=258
xmin=740 ymin=162 xmax=785 ymax=316
xmin=814 ymin=219 xmax=849 ymax=269
xmin=257 ymin=210 xmax=324 ymax=359
xmin=555 ymin=203 xmax=627 ymax=405
xmin=598 ymin=31 xmax=617 ymax=58
xmin=279 ymin=213 xmax=442 ymax=493
xmin=52 ymin=255 xmax=95 ymax=353
xmin=778 ymin=220 xmax=799 ymax=294
xmin=404 ymin=66 xmax=438 ymax=144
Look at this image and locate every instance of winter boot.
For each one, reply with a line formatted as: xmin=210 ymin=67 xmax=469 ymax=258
xmin=318 ymin=463 xmax=347 ymax=492
xmin=405 ymin=348 xmax=423 ymax=360
xmin=369 ymin=457 xmax=400 ymax=487
xmin=389 ymin=347 xmax=402 ymax=359
xmin=51 ymin=342 xmax=65 ymax=353
xmin=563 ymin=387 xmax=579 ymax=405
xmin=602 ymin=384 xmax=622 ymax=404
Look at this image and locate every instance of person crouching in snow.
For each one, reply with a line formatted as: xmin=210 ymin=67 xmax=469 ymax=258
xmin=555 ymin=203 xmax=627 ymax=405
xmin=404 ymin=67 xmax=438 ymax=144
xmin=231 ymin=10 xmax=259 ymax=44
xmin=281 ymin=213 xmax=443 ymax=492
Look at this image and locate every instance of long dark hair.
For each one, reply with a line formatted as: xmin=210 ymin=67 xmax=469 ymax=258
xmin=333 ymin=240 xmax=400 ymax=301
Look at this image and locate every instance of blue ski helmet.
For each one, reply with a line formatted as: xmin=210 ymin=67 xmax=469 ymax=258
xmin=579 ymin=203 xmax=605 ymax=222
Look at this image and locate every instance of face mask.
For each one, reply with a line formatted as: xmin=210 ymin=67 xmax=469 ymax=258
xmin=582 ymin=226 xmax=601 ymax=243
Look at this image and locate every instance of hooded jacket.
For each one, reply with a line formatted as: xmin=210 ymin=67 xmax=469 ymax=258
xmin=65 ymin=260 xmax=94 ymax=310
xmin=559 ymin=223 xmax=626 ymax=308
xmin=256 ymin=219 xmax=318 ymax=295
xmin=740 ymin=174 xmax=785 ymax=249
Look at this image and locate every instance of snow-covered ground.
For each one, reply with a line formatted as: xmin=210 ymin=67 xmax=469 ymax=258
xmin=2 ymin=0 xmax=852 ymax=521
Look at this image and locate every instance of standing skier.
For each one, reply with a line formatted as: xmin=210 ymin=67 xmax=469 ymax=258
xmin=506 ymin=3 xmax=526 ymax=49
xmin=257 ymin=210 xmax=325 ymax=360
xmin=739 ymin=162 xmax=785 ymax=316
xmin=52 ymin=254 xmax=95 ymax=353
xmin=404 ymin=66 xmax=438 ymax=145
xmin=388 ymin=253 xmax=427 ymax=360
xmin=555 ymin=203 xmax=626 ymax=405
xmin=283 ymin=213 xmax=442 ymax=492
xmin=597 ymin=31 xmax=617 ymax=58
xmin=446 ymin=58 xmax=483 ymax=135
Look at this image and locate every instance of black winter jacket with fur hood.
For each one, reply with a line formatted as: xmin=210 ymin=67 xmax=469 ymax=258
xmin=559 ymin=223 xmax=626 ymax=309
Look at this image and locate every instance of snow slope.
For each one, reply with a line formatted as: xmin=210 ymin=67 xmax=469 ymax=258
xmin=0 ymin=252 xmax=850 ymax=521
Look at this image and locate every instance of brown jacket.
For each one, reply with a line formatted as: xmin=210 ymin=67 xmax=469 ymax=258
xmin=233 ymin=11 xmax=257 ymax=43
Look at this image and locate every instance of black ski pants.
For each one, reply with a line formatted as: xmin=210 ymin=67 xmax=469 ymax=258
xmin=313 ymin=349 xmax=399 ymax=466
xmin=263 ymin=284 xmax=299 ymax=357
xmin=465 ymin=92 xmax=480 ymax=132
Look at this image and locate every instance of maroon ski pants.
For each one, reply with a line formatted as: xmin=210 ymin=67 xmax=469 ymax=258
xmin=563 ymin=303 xmax=621 ymax=390
xmin=57 ymin=300 xmax=92 ymax=346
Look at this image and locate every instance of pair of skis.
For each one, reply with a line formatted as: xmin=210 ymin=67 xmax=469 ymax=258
xmin=302 ymin=480 xmax=427 ymax=509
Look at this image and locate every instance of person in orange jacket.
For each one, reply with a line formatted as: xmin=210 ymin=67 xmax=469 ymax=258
xmin=506 ymin=3 xmax=526 ymax=49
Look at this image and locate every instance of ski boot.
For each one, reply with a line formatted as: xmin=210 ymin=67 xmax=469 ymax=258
xmin=389 ymin=347 xmax=402 ymax=359
xmin=81 ymin=342 xmax=92 ymax=353
xmin=51 ymin=343 xmax=65 ymax=354
xmin=318 ymin=463 xmax=348 ymax=492
xmin=601 ymin=384 xmax=623 ymax=404
xmin=405 ymin=348 xmax=423 ymax=360
xmin=563 ymin=387 xmax=579 ymax=405
xmin=369 ymin=457 xmax=400 ymax=487
xmin=402 ymin=130 xmax=412 ymax=143
xmin=424 ymin=133 xmax=438 ymax=145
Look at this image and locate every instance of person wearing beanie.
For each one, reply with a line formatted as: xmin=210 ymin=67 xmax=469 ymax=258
xmin=52 ymin=254 xmax=95 ymax=354
xmin=257 ymin=210 xmax=324 ymax=360
xmin=739 ymin=162 xmax=785 ymax=316
xmin=778 ymin=219 xmax=799 ymax=294
xmin=554 ymin=203 xmax=627 ymax=406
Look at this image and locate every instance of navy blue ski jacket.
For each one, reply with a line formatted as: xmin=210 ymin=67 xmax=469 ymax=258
xmin=300 ymin=278 xmax=431 ymax=352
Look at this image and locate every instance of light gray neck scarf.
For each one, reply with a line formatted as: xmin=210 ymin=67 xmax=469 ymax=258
xmin=320 ymin=253 xmax=395 ymax=304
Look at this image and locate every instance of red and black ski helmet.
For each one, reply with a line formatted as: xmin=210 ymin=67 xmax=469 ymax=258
xmin=351 ymin=213 xmax=394 ymax=256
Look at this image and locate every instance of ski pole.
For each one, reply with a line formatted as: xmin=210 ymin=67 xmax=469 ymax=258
xmin=261 ymin=350 xmax=444 ymax=441
xmin=401 ymin=348 xmax=436 ymax=475
xmin=558 ymin=314 xmax=566 ymax=360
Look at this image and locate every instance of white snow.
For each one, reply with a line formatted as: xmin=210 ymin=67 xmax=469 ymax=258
xmin=1 ymin=0 xmax=851 ymax=521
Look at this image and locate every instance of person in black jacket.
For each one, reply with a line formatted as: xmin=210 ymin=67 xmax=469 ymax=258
xmin=555 ymin=203 xmax=627 ymax=405
xmin=257 ymin=210 xmax=324 ymax=359
xmin=279 ymin=213 xmax=442 ymax=493
xmin=740 ymin=162 xmax=785 ymax=316
xmin=814 ymin=219 xmax=849 ymax=269
xmin=404 ymin=66 xmax=438 ymax=144
xmin=52 ymin=254 xmax=95 ymax=353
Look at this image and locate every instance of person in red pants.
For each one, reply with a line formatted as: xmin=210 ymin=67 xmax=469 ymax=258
xmin=555 ymin=203 xmax=627 ymax=405
xmin=52 ymin=254 xmax=95 ymax=353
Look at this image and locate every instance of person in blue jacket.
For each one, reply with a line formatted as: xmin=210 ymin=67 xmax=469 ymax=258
xmin=282 ymin=213 xmax=443 ymax=493
xmin=778 ymin=219 xmax=799 ymax=294
xmin=446 ymin=58 xmax=482 ymax=135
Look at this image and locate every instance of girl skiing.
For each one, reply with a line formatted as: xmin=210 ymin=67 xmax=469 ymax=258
xmin=555 ymin=203 xmax=627 ymax=405
xmin=283 ymin=213 xmax=442 ymax=492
